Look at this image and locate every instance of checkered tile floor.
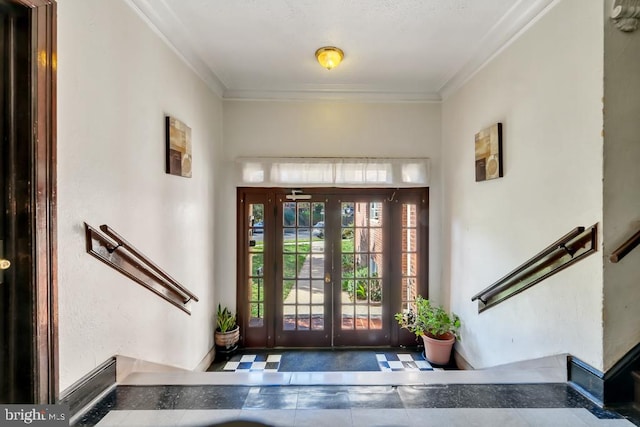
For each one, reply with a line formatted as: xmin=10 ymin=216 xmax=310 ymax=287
xmin=223 ymin=354 xmax=282 ymax=372
xmin=222 ymin=353 xmax=443 ymax=372
xmin=377 ymin=353 xmax=438 ymax=371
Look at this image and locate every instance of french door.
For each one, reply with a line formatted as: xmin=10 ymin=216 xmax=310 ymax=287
xmin=238 ymin=188 xmax=428 ymax=348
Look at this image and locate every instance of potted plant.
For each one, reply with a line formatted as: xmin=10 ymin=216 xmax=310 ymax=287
xmin=214 ymin=304 xmax=239 ymax=350
xmin=394 ymin=296 xmax=461 ymax=365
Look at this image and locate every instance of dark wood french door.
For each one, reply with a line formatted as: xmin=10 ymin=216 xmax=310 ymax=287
xmin=238 ymin=188 xmax=428 ymax=348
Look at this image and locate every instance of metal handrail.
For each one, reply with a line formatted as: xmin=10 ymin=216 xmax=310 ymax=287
xmin=84 ymin=223 xmax=199 ymax=314
xmin=610 ymin=228 xmax=640 ymax=263
xmin=471 ymin=224 xmax=597 ymax=312
xmin=99 ymin=224 xmax=199 ymax=302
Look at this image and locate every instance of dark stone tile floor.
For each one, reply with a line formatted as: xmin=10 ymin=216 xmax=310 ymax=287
xmin=74 ymin=383 xmax=633 ymax=426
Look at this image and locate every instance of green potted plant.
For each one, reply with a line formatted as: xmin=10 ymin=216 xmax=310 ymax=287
xmin=214 ymin=304 xmax=239 ymax=350
xmin=394 ymin=295 xmax=461 ymax=365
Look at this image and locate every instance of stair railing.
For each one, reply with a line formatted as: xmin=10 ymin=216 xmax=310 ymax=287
xmin=84 ymin=222 xmax=199 ymax=314
xmin=471 ymin=224 xmax=597 ymax=313
xmin=609 ymin=227 xmax=640 ymax=263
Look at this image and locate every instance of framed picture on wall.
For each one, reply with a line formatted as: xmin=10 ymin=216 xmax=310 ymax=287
xmin=475 ymin=122 xmax=503 ymax=182
xmin=165 ymin=116 xmax=192 ymax=178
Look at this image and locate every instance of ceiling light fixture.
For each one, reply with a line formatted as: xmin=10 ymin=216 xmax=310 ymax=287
xmin=315 ymin=46 xmax=344 ymax=70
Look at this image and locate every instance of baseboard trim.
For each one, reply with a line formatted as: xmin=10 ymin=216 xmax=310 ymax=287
xmin=59 ymin=357 xmax=116 ymax=418
xmin=568 ymin=343 xmax=640 ymax=406
xmin=453 ymin=348 xmax=474 ymax=370
xmin=116 ymin=355 xmax=190 ymax=382
xmin=194 ymin=346 xmax=216 ymax=371
xmin=568 ymin=356 xmax=605 ymax=405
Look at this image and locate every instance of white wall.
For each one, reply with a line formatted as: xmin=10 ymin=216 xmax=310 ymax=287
xmin=57 ymin=0 xmax=223 ymax=391
xmin=220 ymin=101 xmax=443 ymax=304
xmin=602 ymin=0 xmax=640 ymax=372
xmin=442 ymin=0 xmax=604 ymax=369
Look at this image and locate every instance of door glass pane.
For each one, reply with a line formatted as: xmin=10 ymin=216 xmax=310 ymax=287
xmin=283 ymin=304 xmax=295 ymax=330
xmin=250 ymin=254 xmax=263 ymax=276
xmin=356 ymin=306 xmax=369 ymax=329
xmin=355 ymin=229 xmax=369 ymax=253
xmin=297 ymin=202 xmax=310 ymax=227
xmin=312 ymin=237 xmax=324 ymax=253
xmin=312 ymin=202 xmax=325 ymax=240
xmin=249 ymin=303 xmax=263 ymax=327
xmin=342 ymin=305 xmax=355 ymax=329
xmin=282 ymin=200 xmax=325 ymax=332
xmin=248 ymin=203 xmax=264 ymax=328
xmin=297 ymin=305 xmax=310 ymax=330
xmin=283 ymin=202 xmax=296 ymax=227
xmin=297 ymin=229 xmax=311 ymax=247
xmin=249 ymin=279 xmax=264 ymax=328
xmin=311 ymin=306 xmax=324 ymax=330
xmin=402 ymin=252 xmax=417 ymax=277
xmin=339 ymin=201 xmax=383 ymax=331
xmin=342 ymin=279 xmax=355 ymax=303
xmin=283 ymin=254 xmax=297 ymax=279
xmin=283 ymin=280 xmax=295 ymax=300
xmin=297 ymin=280 xmax=311 ymax=304
xmin=311 ymin=255 xmax=323 ymax=278
xmin=370 ymin=202 xmax=384 ymax=226
xmin=355 ymin=202 xmax=368 ymax=227
xmin=402 ymin=229 xmax=417 ymax=253
xmin=311 ymin=277 xmax=324 ymax=304
xmin=402 ymin=278 xmax=417 ymax=311
xmin=401 ymin=204 xmax=419 ymax=312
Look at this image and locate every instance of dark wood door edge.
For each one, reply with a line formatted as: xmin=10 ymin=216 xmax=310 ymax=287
xmin=6 ymin=0 xmax=58 ymax=403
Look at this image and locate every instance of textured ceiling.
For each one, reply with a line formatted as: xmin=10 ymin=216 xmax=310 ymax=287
xmin=128 ymin=0 xmax=555 ymax=101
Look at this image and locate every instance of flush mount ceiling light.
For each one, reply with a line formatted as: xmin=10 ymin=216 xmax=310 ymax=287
xmin=315 ymin=46 xmax=344 ymax=70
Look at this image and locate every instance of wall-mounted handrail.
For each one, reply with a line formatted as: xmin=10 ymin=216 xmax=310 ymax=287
xmin=98 ymin=225 xmax=198 ymax=303
xmin=84 ymin=222 xmax=198 ymax=314
xmin=471 ymin=224 xmax=598 ymax=313
xmin=609 ymin=228 xmax=640 ymax=263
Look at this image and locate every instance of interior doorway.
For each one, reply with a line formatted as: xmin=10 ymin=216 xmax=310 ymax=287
xmin=0 ymin=0 xmax=57 ymax=403
xmin=238 ymin=188 xmax=428 ymax=348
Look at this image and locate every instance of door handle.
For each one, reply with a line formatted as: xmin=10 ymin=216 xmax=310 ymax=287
xmin=324 ymin=272 xmax=331 ymax=284
xmin=0 ymin=259 xmax=9 ymax=270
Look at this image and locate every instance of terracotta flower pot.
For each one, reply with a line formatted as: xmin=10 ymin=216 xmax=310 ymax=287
xmin=421 ymin=332 xmax=455 ymax=365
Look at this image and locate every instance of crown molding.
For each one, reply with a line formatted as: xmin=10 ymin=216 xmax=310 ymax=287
xmin=439 ymin=0 xmax=558 ymax=101
xmin=223 ymin=89 xmax=442 ymax=103
xmin=124 ymin=0 xmax=226 ymax=98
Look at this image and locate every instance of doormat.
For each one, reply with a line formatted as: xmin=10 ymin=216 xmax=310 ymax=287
xmin=219 ymin=352 xmax=437 ymax=372
xmin=278 ymin=350 xmax=381 ymax=372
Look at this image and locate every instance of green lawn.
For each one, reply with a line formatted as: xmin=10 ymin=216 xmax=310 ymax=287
xmin=249 ymin=237 xmax=356 ymax=318
xmin=250 ymin=239 xmax=315 ymax=317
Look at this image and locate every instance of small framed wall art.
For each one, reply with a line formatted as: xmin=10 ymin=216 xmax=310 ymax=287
xmin=165 ymin=116 xmax=192 ymax=178
xmin=475 ymin=122 xmax=503 ymax=182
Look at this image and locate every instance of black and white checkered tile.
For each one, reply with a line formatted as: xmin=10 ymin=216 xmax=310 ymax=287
xmin=223 ymin=354 xmax=281 ymax=372
xmin=376 ymin=353 xmax=439 ymax=371
xmin=222 ymin=353 xmax=443 ymax=372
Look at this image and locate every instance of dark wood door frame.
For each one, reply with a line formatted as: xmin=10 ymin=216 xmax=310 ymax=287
xmin=237 ymin=187 xmax=429 ymax=349
xmin=2 ymin=0 xmax=57 ymax=403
